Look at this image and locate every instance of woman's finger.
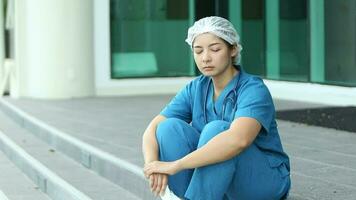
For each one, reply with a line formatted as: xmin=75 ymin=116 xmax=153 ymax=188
xmin=143 ymin=165 xmax=149 ymax=173
xmin=160 ymin=174 xmax=168 ymax=196
xmin=154 ymin=174 xmax=162 ymax=196
xmin=143 ymin=164 xmax=150 ymax=171
xmin=145 ymin=169 xmax=154 ymax=178
xmin=152 ymin=174 xmax=158 ymax=192
xmin=144 ymin=163 xmax=156 ymax=176
xmin=143 ymin=168 xmax=149 ymax=179
xmin=149 ymin=174 xmax=155 ymax=191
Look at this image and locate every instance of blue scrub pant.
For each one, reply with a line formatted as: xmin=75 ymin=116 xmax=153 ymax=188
xmin=156 ymin=118 xmax=290 ymax=200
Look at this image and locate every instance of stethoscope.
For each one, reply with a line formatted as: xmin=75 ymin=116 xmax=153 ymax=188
xmin=203 ymin=72 xmax=241 ymax=124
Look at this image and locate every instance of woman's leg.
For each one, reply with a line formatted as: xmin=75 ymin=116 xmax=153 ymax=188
xmin=185 ymin=120 xmax=234 ymax=200
xmin=156 ymin=118 xmax=200 ymax=198
xmin=184 ymin=120 xmax=290 ymax=200
xmin=225 ymin=144 xmax=291 ymax=200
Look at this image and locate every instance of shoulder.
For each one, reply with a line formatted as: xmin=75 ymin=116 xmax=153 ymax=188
xmin=184 ymin=75 xmax=209 ymax=92
xmin=240 ymin=71 xmax=266 ymax=89
xmin=238 ymin=71 xmax=272 ymax=100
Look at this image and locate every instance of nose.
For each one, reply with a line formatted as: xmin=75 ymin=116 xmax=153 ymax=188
xmin=202 ymin=51 xmax=211 ymax=64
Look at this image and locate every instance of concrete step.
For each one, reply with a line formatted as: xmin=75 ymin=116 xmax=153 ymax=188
xmin=0 ymin=150 xmax=50 ymax=200
xmin=0 ymin=111 xmax=142 ymax=200
xmin=0 ymin=98 xmax=156 ymax=200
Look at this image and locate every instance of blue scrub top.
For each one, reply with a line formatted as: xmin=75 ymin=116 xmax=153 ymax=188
xmin=160 ymin=65 xmax=290 ymax=169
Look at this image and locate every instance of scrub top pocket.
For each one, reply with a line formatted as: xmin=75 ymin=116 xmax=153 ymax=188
xmin=266 ymin=153 xmax=290 ymax=178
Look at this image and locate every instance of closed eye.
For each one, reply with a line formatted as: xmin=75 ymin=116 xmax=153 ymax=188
xmin=194 ymin=49 xmax=203 ymax=54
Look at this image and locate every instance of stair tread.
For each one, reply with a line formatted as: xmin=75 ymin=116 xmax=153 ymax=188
xmin=0 ymin=111 xmax=142 ymax=200
xmin=0 ymin=150 xmax=51 ymax=200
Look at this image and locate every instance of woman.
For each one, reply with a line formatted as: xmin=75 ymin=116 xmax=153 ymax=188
xmin=142 ymin=16 xmax=291 ymax=200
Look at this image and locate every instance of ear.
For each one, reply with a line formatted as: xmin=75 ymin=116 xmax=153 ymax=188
xmin=230 ymin=45 xmax=238 ymax=57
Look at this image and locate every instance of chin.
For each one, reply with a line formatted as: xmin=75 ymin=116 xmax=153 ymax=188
xmin=202 ymin=72 xmax=217 ymax=77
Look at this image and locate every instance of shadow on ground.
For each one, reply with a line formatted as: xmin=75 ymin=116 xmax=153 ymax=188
xmin=277 ymin=106 xmax=356 ymax=133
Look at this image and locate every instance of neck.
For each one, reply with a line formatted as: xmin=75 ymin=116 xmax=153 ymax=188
xmin=212 ymin=65 xmax=238 ymax=100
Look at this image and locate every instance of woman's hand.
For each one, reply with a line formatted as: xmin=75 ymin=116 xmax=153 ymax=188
xmin=144 ymin=160 xmax=182 ymax=196
xmin=148 ymin=173 xmax=168 ymax=197
xmin=144 ymin=160 xmax=182 ymax=177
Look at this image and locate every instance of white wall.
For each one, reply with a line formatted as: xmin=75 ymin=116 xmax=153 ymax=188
xmin=265 ymin=80 xmax=356 ymax=106
xmin=13 ymin=0 xmax=94 ymax=99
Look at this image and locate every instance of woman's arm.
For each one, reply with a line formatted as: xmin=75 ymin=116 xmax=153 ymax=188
xmin=144 ymin=117 xmax=261 ymax=176
xmin=142 ymin=115 xmax=168 ymax=196
xmin=142 ymin=115 xmax=166 ymax=164
xmin=142 ymin=114 xmax=166 ymax=164
xmin=178 ymin=117 xmax=261 ymax=169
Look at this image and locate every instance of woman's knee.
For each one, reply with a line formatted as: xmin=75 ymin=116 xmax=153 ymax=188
xmin=199 ymin=120 xmax=230 ymax=146
xmin=156 ymin=118 xmax=199 ymax=161
xmin=156 ymin=118 xmax=187 ymax=142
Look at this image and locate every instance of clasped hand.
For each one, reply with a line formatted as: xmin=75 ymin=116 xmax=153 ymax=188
xmin=143 ymin=160 xmax=182 ymax=196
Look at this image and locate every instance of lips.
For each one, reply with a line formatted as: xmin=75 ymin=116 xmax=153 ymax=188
xmin=203 ymin=66 xmax=214 ymax=71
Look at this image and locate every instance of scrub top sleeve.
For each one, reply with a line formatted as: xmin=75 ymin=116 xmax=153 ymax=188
xmin=234 ymin=78 xmax=275 ymax=133
xmin=160 ymin=83 xmax=193 ymax=123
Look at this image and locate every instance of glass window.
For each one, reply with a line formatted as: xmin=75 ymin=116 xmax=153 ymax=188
xmin=324 ymin=0 xmax=356 ymax=86
xmin=241 ymin=0 xmax=266 ymax=76
xmin=279 ymin=0 xmax=309 ymax=81
xmin=110 ymin=0 xmax=194 ymax=78
xmin=195 ymin=0 xmax=228 ymax=20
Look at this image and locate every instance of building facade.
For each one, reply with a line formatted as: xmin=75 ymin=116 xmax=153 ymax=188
xmin=3 ymin=0 xmax=356 ymax=105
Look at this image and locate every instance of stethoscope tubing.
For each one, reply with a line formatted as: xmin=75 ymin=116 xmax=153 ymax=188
xmin=203 ymin=73 xmax=241 ymax=124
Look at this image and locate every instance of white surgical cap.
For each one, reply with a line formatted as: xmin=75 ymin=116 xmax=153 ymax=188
xmin=185 ymin=16 xmax=243 ymax=63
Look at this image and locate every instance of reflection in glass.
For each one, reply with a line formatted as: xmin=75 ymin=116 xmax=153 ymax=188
xmin=325 ymin=0 xmax=356 ymax=86
xmin=279 ymin=0 xmax=309 ymax=81
xmin=241 ymin=0 xmax=266 ymax=76
xmin=110 ymin=0 xmax=193 ymax=78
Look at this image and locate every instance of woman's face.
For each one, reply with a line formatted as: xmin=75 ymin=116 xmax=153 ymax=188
xmin=193 ymin=33 xmax=237 ymax=77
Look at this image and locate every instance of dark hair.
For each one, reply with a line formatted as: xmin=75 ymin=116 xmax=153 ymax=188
xmin=222 ymin=40 xmax=237 ymax=65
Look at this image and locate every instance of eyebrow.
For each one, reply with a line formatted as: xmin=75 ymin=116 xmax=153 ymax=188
xmin=193 ymin=42 xmax=222 ymax=48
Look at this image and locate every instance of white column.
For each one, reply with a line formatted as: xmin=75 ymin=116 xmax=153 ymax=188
xmin=0 ymin=0 xmax=5 ymax=82
xmin=14 ymin=0 xmax=94 ymax=99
